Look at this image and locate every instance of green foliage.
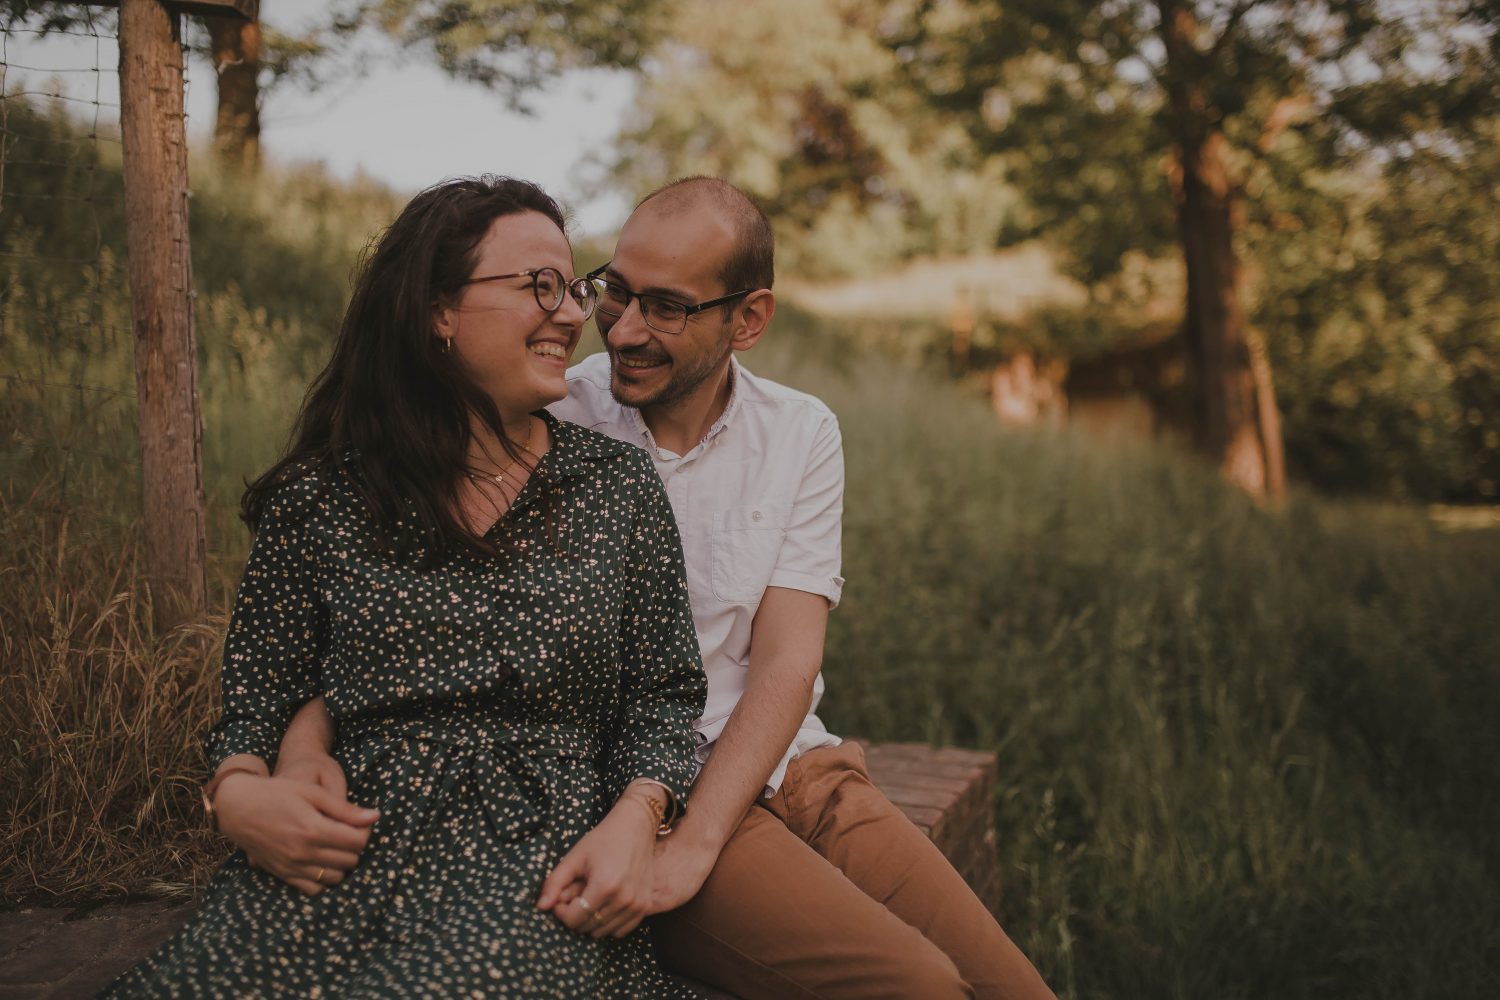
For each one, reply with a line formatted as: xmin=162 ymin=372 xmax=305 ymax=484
xmin=896 ymin=1 xmax=1498 ymax=274
xmin=894 ymin=0 xmax=1183 ymax=282
xmin=607 ymin=0 xmax=1027 ymax=278
xmin=0 ymin=98 xmax=400 ymax=526
xmin=3 ymin=98 xmax=1499 ymax=997
xmin=0 ymin=1 xmax=109 ymax=32
xmin=893 ymin=0 xmax=1500 ymax=499
xmin=748 ymin=314 xmax=1500 ymax=998
xmin=315 ymin=0 xmax=665 ymax=102
xmin=1246 ymin=120 xmax=1500 ymax=500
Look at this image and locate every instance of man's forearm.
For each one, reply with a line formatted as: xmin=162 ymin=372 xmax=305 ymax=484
xmin=673 ymin=663 xmax=816 ymax=853
xmin=278 ymin=695 xmax=335 ymax=765
xmin=675 ymin=586 xmax=831 ymax=854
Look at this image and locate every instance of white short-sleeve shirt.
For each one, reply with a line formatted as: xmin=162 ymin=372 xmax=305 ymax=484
xmin=550 ymin=353 xmax=845 ymax=795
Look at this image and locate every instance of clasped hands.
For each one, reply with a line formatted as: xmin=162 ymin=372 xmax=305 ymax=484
xmin=212 ymin=751 xmax=715 ymax=939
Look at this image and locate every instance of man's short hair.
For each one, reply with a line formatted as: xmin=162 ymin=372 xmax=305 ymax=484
xmin=638 ymin=176 xmax=775 ymax=294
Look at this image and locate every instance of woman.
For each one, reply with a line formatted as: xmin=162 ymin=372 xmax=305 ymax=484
xmin=106 ymin=177 xmax=706 ymax=998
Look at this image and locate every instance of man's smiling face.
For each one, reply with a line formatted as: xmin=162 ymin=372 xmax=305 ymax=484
xmin=595 ymin=203 xmax=741 ymax=411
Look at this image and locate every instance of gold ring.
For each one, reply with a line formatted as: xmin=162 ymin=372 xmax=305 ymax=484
xmin=314 ymin=867 xmax=327 ymax=885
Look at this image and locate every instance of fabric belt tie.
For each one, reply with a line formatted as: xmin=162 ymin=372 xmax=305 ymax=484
xmin=342 ymin=714 xmax=598 ymax=844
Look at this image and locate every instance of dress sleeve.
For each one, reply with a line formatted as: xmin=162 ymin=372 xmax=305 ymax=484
xmin=204 ymin=479 xmax=328 ymax=773
xmin=601 ymin=453 xmax=708 ymax=816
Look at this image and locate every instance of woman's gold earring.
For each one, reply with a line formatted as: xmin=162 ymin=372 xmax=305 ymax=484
xmin=441 ymin=337 xmax=453 ymax=354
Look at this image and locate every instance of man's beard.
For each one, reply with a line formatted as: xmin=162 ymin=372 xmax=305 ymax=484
xmin=609 ymin=323 xmax=734 ymax=411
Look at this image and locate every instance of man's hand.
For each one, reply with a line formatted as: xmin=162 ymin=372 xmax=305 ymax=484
xmin=213 ymin=772 xmax=379 ymax=896
xmin=646 ymin=834 xmax=718 ymax=914
xmin=275 ymin=749 xmax=347 ymax=799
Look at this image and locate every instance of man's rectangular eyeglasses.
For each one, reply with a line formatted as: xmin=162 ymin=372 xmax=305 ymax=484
xmin=585 ymin=263 xmax=755 ymax=335
xmin=461 ymin=267 xmax=598 ymax=320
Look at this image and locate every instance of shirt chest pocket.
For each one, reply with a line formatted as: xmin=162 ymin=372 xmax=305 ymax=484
xmin=711 ymin=503 xmax=791 ymax=604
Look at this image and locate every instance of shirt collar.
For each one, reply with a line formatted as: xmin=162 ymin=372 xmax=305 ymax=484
xmin=707 ymin=357 xmax=746 ymax=442
xmin=623 ymin=357 xmax=747 ymax=458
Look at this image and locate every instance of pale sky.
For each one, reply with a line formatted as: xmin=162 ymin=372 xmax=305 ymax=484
xmin=1 ymin=0 xmax=637 ymax=234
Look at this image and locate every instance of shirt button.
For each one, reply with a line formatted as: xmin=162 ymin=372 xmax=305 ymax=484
xmin=751 ymin=510 xmax=762 ymax=522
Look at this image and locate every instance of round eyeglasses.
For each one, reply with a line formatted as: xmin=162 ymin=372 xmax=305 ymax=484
xmin=461 ymin=267 xmax=598 ymax=320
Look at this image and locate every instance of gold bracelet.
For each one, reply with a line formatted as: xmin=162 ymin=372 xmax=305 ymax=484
xmin=624 ymin=778 xmax=681 ymax=835
xmin=621 ymin=791 xmax=665 ymax=830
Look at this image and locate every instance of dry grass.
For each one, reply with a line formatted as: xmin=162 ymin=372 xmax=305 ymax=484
xmin=0 ymin=471 xmax=233 ymax=904
xmin=0 ymin=99 xmax=370 ymax=905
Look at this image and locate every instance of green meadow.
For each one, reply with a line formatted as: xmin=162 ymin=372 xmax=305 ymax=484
xmin=3 ymin=101 xmax=1498 ymax=998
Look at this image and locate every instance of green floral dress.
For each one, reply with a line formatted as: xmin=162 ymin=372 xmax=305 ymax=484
xmin=105 ymin=414 xmax=706 ymax=999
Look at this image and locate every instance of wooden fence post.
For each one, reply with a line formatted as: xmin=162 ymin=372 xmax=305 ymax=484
xmin=117 ymin=0 xmax=208 ymax=627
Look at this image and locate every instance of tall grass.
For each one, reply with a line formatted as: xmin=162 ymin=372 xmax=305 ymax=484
xmin=749 ymin=319 xmax=1500 ymax=998
xmin=2 ymin=98 xmax=392 ymax=899
xmin=0 ymin=484 xmax=225 ymax=899
xmin=3 ymin=99 xmax=1498 ymax=997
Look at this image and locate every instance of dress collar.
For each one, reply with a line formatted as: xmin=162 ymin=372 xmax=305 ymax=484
xmin=536 ymin=409 xmax=634 ymax=480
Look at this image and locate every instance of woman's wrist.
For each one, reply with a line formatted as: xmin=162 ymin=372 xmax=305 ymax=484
xmin=606 ymin=783 xmax=665 ymax=836
xmin=618 ymin=792 xmax=664 ymax=832
xmin=623 ymin=778 xmax=681 ymax=832
xmin=202 ymin=756 xmax=269 ymax=832
xmin=607 ymin=793 xmax=652 ymax=831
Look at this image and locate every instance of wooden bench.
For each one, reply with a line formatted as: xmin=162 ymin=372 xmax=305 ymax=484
xmin=0 ymin=742 xmax=1001 ymax=999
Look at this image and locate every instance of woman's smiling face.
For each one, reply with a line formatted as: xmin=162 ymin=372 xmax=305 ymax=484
xmin=434 ymin=210 xmax=584 ymax=418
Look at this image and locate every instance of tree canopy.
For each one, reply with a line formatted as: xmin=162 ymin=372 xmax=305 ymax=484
xmin=603 ymin=0 xmax=1498 ymax=499
xmin=608 ymin=0 xmax=1025 ymax=277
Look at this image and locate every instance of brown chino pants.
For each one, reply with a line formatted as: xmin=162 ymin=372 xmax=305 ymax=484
xmin=652 ymin=742 xmax=1057 ymax=1000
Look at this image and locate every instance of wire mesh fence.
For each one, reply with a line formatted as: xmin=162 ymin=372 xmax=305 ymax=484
xmin=3 ymin=9 xmax=138 ymax=515
xmin=0 ymin=8 xmax=239 ymax=538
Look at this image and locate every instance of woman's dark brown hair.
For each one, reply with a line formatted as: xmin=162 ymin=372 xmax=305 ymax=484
xmin=241 ymin=175 xmax=567 ymax=564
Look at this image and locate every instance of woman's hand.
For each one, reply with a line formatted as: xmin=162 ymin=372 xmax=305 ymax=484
xmin=213 ymin=771 xmax=380 ymax=896
xmin=536 ymin=785 xmax=664 ymax=938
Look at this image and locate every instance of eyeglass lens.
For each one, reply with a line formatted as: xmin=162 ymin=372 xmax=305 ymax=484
xmin=596 ymin=281 xmax=688 ymax=334
xmin=532 ymin=268 xmax=564 ymax=311
xmin=532 ymin=268 xmax=597 ymax=319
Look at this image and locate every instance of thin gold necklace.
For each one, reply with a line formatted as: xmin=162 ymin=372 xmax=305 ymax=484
xmin=466 ymin=418 xmax=535 ymax=489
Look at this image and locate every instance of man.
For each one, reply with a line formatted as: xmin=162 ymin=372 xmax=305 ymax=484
xmin=271 ymin=177 xmax=1054 ymax=999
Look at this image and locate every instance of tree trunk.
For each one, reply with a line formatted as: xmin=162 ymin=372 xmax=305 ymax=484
xmin=1246 ymin=324 xmax=1287 ymax=501
xmin=1172 ymin=129 xmax=1268 ymax=496
xmin=1158 ymin=1 xmax=1283 ymax=500
xmin=118 ymin=0 xmax=209 ymax=626
xmin=204 ymin=12 xmax=261 ymax=171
